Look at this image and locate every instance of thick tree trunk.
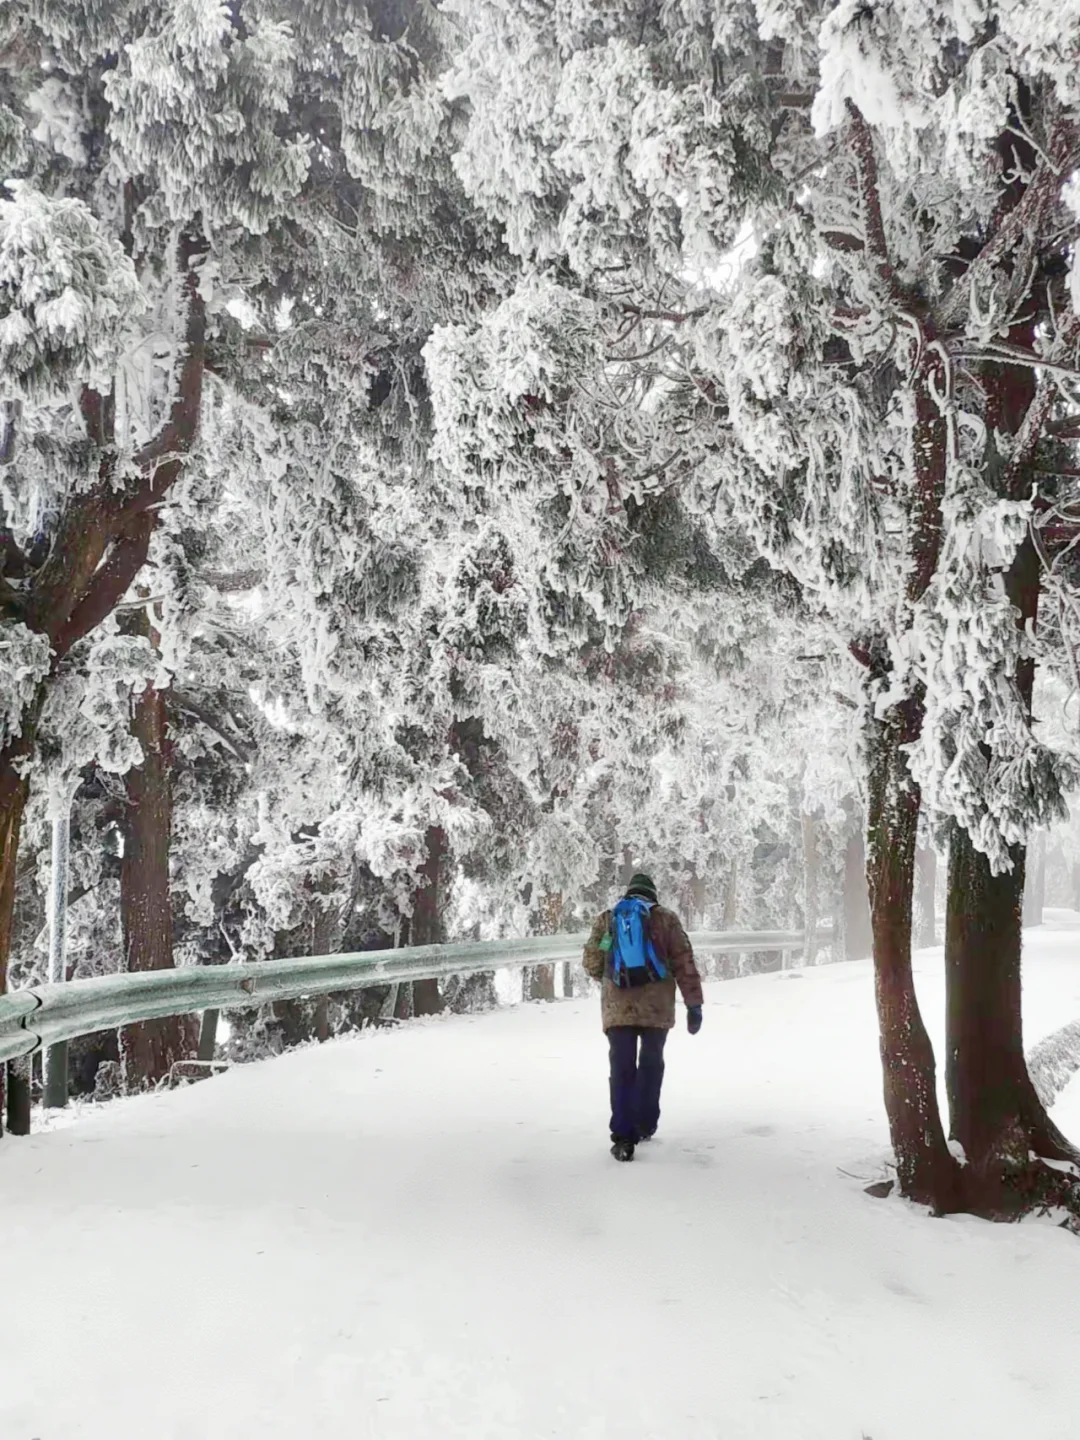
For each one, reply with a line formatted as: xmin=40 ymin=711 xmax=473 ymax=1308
xmin=866 ymin=703 xmax=962 ymax=1210
xmin=119 ymin=664 xmax=195 ymax=1088
xmin=842 ymin=821 xmax=873 ymax=962
xmin=1022 ymin=830 xmax=1046 ymax=927
xmin=914 ymin=846 xmax=937 ymax=948
xmin=0 ymin=766 xmax=30 ymax=1131
xmin=945 ymin=510 xmax=1079 ymax=1186
xmin=946 ymin=829 xmax=1078 ymax=1172
xmin=0 ymin=767 xmax=29 ymax=999
xmin=404 ymin=825 xmax=446 ymax=1017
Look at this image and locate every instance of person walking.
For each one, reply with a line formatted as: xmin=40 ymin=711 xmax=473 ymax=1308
xmin=582 ymin=872 xmax=703 ymax=1162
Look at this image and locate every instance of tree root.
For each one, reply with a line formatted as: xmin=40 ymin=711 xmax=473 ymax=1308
xmin=1019 ymin=1086 xmax=1080 ymax=1168
xmin=869 ymin=1141 xmax=1080 ymax=1231
xmin=962 ymin=1158 xmax=1080 ymax=1234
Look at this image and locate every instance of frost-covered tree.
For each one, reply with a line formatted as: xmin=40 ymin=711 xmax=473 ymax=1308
xmin=742 ymin=4 xmax=1080 ymax=1215
xmin=439 ymin=0 xmax=1080 ymax=1220
xmin=0 ymin=0 xmax=517 ymax=1107
xmin=0 ymin=0 xmax=316 ymax=1018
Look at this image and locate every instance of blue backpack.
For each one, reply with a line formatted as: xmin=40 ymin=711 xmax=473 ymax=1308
xmin=608 ymin=896 xmax=669 ymax=989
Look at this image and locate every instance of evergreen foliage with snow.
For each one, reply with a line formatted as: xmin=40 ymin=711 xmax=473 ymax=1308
xmin=1 ymin=0 xmax=1078 ymax=1101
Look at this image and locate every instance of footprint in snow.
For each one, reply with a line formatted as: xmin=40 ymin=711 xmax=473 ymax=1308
xmin=679 ymin=1146 xmax=715 ymax=1167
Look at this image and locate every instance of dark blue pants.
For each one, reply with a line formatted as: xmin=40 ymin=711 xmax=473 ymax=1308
xmin=608 ymin=1026 xmax=667 ymax=1143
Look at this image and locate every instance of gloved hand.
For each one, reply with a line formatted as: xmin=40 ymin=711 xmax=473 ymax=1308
xmin=687 ymin=1005 xmax=703 ymax=1036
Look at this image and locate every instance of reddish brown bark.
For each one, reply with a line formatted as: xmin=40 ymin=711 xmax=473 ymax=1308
xmin=0 ymin=769 xmax=28 ymax=1006
xmin=0 ymin=737 xmax=34 ymax=1131
xmin=865 ymin=698 xmax=963 ymax=1211
xmin=946 ymin=829 xmax=1079 ymax=1174
xmin=119 ymin=641 xmax=196 ymax=1089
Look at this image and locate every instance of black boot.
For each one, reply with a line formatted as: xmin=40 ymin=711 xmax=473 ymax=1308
xmin=611 ymin=1139 xmax=636 ymax=1162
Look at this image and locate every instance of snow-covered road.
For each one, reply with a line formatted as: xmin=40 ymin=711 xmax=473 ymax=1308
xmin=3 ymin=928 xmax=1080 ymax=1440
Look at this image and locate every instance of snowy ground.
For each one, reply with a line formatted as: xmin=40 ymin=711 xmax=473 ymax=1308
xmin=3 ymin=925 xmax=1080 ymax=1440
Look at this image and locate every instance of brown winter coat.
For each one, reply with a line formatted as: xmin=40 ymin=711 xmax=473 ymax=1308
xmin=582 ymin=904 xmax=703 ymax=1031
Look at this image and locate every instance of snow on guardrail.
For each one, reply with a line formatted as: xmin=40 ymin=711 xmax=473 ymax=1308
xmin=0 ymin=927 xmax=829 ymax=1065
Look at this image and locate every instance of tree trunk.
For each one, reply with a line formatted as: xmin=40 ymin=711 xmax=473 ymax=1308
xmin=69 ymin=1029 xmax=120 ymax=1096
xmin=0 ymin=765 xmax=30 ymax=1132
xmin=404 ymin=825 xmax=447 ymax=1017
xmin=0 ymin=767 xmax=29 ymax=999
xmin=945 ymin=519 xmax=1078 ymax=1175
xmin=866 ymin=702 xmax=962 ymax=1210
xmin=119 ymin=659 xmax=195 ymax=1088
xmin=1022 ymin=830 xmax=1046 ymax=927
xmin=722 ymin=858 xmax=738 ymax=927
xmin=946 ymin=828 xmax=1078 ymax=1173
xmin=689 ymin=868 xmax=707 ymax=928
xmin=525 ymin=889 xmax=561 ymax=1001
xmin=801 ymin=809 xmax=820 ymax=965
xmin=313 ymin=994 xmax=331 ymax=1043
xmin=447 ymin=971 xmax=499 ymax=1013
xmin=0 ymin=235 xmax=206 ymax=1117
xmin=0 ymin=237 xmax=205 ymax=961
xmin=842 ymin=820 xmax=873 ymax=963
xmin=393 ymin=982 xmax=412 ymax=1021
xmin=914 ymin=846 xmax=937 ymax=948
xmin=525 ymin=964 xmax=557 ymax=1001
xmin=309 ymin=888 xmax=341 ymax=1043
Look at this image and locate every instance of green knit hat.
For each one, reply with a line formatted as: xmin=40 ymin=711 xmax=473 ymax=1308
xmin=625 ymin=872 xmax=659 ymax=904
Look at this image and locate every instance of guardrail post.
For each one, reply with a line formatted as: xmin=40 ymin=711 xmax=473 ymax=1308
xmin=197 ymin=1009 xmax=219 ymax=1063
xmin=6 ymin=1056 xmax=31 ymax=1135
xmin=43 ymin=790 xmax=72 ymax=1109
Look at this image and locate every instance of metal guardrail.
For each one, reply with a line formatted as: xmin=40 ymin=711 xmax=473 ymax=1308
xmin=0 ymin=927 xmax=829 ymax=1067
